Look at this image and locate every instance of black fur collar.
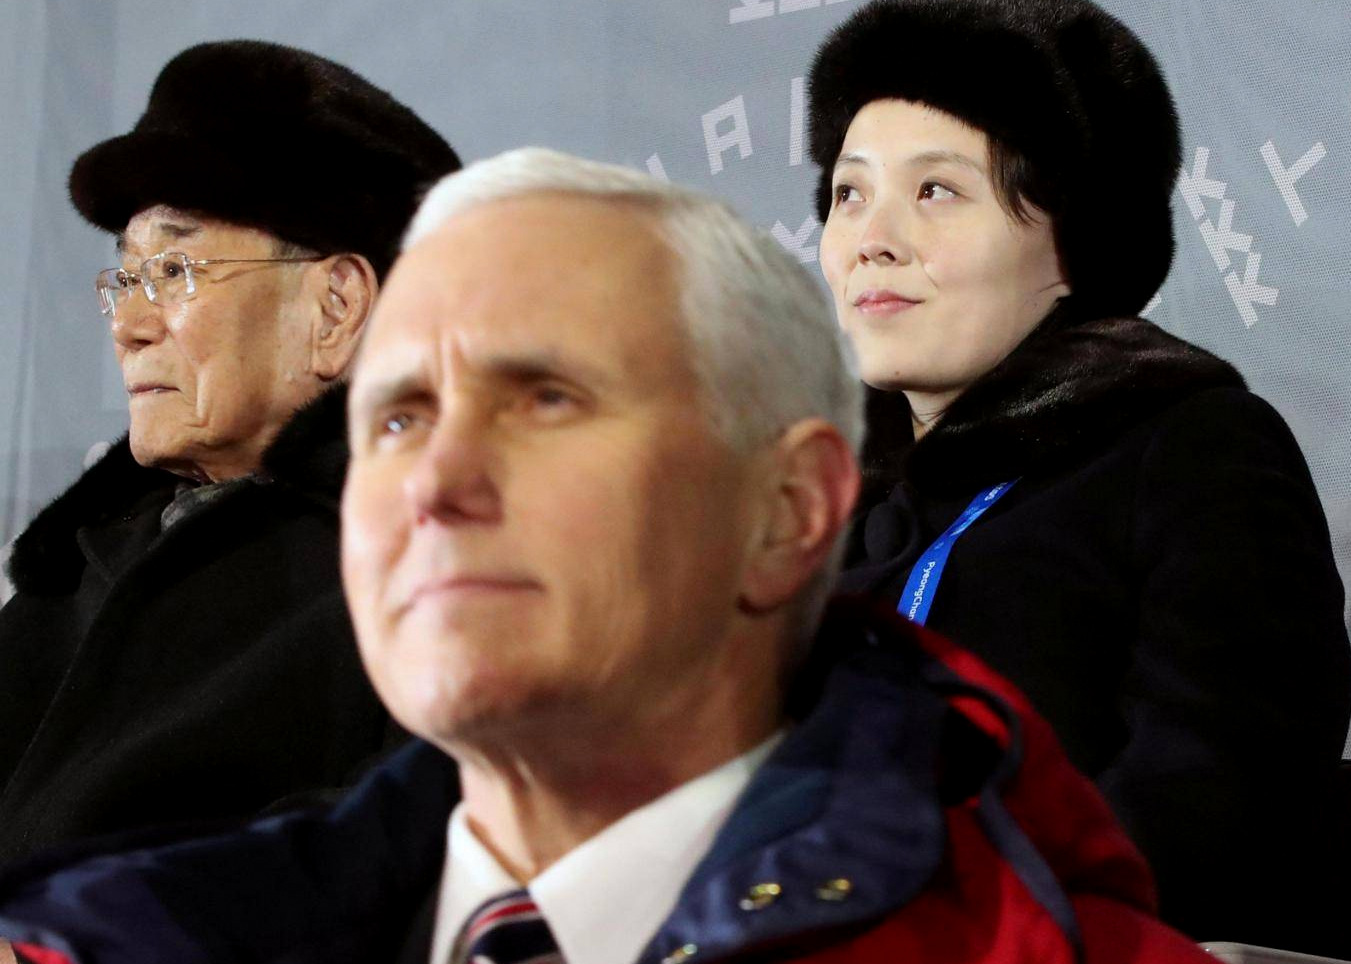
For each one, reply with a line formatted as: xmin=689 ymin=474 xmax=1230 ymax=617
xmin=257 ymin=381 xmax=350 ymax=495
xmin=7 ymin=383 xmax=349 ymax=595
xmin=860 ymin=317 xmax=1245 ymax=499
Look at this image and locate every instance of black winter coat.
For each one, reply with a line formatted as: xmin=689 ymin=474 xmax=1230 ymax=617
xmin=839 ymin=317 xmax=1351 ymax=954
xmin=0 ymin=386 xmax=393 ymax=866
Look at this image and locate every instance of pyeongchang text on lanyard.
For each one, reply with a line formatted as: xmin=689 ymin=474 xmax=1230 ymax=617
xmin=900 ymin=480 xmax=1017 ymax=627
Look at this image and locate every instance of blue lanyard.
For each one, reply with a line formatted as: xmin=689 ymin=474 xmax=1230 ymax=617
xmin=898 ymin=480 xmax=1017 ymax=626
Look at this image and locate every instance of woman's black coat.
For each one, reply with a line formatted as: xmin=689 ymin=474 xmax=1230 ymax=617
xmin=0 ymin=386 xmax=394 ymax=866
xmin=840 ymin=317 xmax=1351 ymax=954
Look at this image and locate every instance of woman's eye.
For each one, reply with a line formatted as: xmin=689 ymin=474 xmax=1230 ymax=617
xmin=918 ymin=181 xmax=958 ymax=202
xmin=833 ymin=183 xmax=861 ymax=205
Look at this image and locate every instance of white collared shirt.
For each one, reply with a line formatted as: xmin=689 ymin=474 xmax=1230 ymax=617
xmin=429 ymin=733 xmax=784 ymax=964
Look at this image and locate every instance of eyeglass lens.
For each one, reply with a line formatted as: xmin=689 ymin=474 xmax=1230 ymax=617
xmin=95 ymin=253 xmax=196 ymax=317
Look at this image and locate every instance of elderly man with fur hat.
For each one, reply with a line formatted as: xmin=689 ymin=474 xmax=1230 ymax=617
xmin=0 ymin=40 xmax=460 ymax=865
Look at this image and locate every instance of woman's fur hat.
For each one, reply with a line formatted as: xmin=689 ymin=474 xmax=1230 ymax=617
xmin=807 ymin=0 xmax=1181 ymax=320
xmin=68 ymin=40 xmax=461 ymax=280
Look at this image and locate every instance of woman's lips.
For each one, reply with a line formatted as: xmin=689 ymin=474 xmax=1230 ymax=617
xmin=853 ymin=289 xmax=922 ymax=315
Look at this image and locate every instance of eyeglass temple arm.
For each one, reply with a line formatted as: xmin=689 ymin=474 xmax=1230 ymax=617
xmin=189 ymin=256 xmax=325 ymax=266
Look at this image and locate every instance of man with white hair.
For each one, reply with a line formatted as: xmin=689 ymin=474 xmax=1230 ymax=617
xmin=0 ymin=149 xmax=1211 ymax=964
xmin=0 ymin=39 xmax=461 ymax=864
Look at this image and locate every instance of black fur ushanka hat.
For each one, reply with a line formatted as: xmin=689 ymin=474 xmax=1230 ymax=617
xmin=807 ymin=0 xmax=1181 ymax=320
xmin=68 ymin=40 xmax=461 ymax=280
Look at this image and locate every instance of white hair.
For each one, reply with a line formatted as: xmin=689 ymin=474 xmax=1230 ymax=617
xmin=407 ymin=148 xmax=862 ymax=453
xmin=405 ymin=148 xmax=864 ymax=626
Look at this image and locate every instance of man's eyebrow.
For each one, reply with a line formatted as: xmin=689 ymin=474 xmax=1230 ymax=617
xmin=115 ymin=221 xmax=203 ymax=259
xmin=481 ymin=352 xmax=611 ymax=390
xmin=350 ymin=371 xmax=431 ymax=416
xmin=352 ymin=350 xmax=613 ymax=414
xmin=159 ymin=221 xmax=204 ymax=241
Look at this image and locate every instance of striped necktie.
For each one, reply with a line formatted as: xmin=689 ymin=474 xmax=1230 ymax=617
xmin=455 ymin=889 xmax=565 ymax=964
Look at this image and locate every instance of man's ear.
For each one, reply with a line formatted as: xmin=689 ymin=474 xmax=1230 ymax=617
xmin=311 ymin=254 xmax=378 ymax=381
xmin=739 ymin=418 xmax=861 ymax=614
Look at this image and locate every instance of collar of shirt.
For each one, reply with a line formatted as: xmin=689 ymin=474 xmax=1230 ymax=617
xmin=429 ymin=731 xmax=785 ymax=964
xmin=159 ymin=475 xmax=257 ymax=531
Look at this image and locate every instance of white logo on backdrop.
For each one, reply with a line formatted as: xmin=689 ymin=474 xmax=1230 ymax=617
xmin=1260 ymin=140 xmax=1326 ymax=227
xmin=643 ymin=78 xmax=822 ymax=261
xmin=771 ymin=216 xmax=821 ymax=263
xmin=1198 ymin=199 xmax=1252 ymax=272
xmin=1177 ymin=147 xmax=1278 ymax=329
xmin=728 ymin=0 xmax=855 ymax=25
xmin=703 ymin=95 xmax=753 ymax=174
xmin=788 ymin=76 xmax=806 ymax=167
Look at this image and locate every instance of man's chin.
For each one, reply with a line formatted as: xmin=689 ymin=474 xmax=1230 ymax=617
xmin=127 ymin=434 xmax=177 ymax=468
xmin=127 ymin=431 xmax=207 ymax=480
xmin=377 ymin=658 xmax=570 ymax=755
xmin=393 ymin=688 xmax=541 ymax=754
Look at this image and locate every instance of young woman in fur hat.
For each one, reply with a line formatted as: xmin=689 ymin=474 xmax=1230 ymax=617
xmin=810 ymin=0 xmax=1349 ymax=953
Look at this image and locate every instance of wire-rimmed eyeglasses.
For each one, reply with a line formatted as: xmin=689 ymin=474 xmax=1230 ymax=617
xmin=95 ymin=251 xmax=322 ymax=317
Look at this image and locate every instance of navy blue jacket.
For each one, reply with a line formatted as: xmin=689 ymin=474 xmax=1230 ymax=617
xmin=0 ymin=603 xmax=1212 ymax=964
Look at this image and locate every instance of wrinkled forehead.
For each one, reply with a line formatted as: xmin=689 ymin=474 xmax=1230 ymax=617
xmin=116 ymin=204 xmax=278 ymax=258
xmin=351 ymin=194 xmax=694 ymax=402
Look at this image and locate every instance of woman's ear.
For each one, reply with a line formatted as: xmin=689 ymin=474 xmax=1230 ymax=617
xmin=312 ymin=254 xmax=378 ymax=381
xmin=1051 ymin=267 xmax=1072 ymax=301
xmin=1051 ymin=235 xmax=1072 ymax=300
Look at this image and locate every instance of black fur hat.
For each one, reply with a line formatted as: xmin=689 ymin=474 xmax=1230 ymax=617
xmin=68 ymin=40 xmax=461 ymax=280
xmin=807 ymin=0 xmax=1181 ymax=320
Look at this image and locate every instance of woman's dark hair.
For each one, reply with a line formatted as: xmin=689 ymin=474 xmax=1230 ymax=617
xmin=986 ymin=135 xmax=1061 ymax=229
xmin=984 ymin=134 xmax=1085 ymax=332
xmin=808 ymin=0 xmax=1183 ymax=321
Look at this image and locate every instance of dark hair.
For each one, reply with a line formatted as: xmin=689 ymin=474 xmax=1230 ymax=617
xmin=986 ymin=133 xmax=1061 ymax=229
xmin=808 ymin=0 xmax=1182 ymax=320
xmin=984 ymin=131 xmax=1076 ymax=324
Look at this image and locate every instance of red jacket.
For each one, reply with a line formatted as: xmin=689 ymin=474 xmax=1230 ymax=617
xmin=764 ymin=617 xmax=1211 ymax=963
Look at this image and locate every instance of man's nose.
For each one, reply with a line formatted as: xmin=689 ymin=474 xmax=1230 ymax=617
xmin=109 ymin=288 xmax=166 ymax=351
xmin=402 ymin=410 xmax=503 ymax=526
